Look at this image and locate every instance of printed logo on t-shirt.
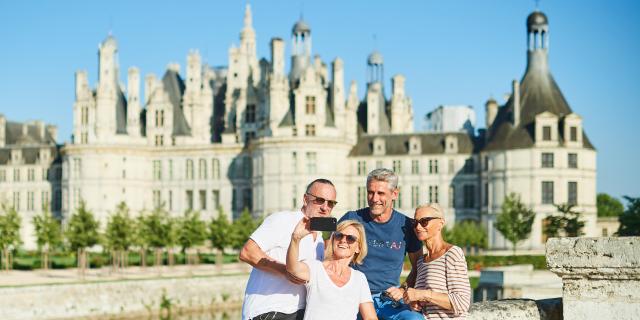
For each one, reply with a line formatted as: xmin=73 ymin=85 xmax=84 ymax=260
xmin=370 ymin=239 xmax=404 ymax=250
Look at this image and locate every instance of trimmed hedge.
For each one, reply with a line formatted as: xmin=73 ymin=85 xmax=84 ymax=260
xmin=466 ymin=255 xmax=547 ymax=270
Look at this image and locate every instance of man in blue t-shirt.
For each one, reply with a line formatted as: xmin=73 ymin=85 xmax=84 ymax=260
xmin=340 ymin=168 xmax=423 ymax=320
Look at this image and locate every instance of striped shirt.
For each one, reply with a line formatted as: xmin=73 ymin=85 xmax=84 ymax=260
xmin=414 ymin=246 xmax=471 ymax=319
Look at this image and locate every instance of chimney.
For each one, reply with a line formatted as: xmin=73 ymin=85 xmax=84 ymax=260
xmin=270 ymin=38 xmax=285 ymax=76
xmin=512 ymin=80 xmax=520 ymax=127
xmin=485 ymin=98 xmax=498 ymax=129
xmin=145 ymin=74 xmax=157 ymax=104
xmin=46 ymin=125 xmax=58 ymax=143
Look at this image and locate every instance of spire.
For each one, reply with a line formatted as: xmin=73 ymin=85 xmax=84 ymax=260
xmin=526 ymin=10 xmax=549 ymax=73
xmin=243 ymin=3 xmax=253 ymax=31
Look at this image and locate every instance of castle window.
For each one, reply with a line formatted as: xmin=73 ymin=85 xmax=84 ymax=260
xmin=27 ymin=191 xmax=34 ymax=211
xmin=542 ymin=126 xmax=552 ymax=141
xmin=81 ymin=106 xmax=89 ymax=125
xmin=541 ymin=153 xmax=554 ymax=168
xmin=357 ymin=186 xmax=367 ymax=208
xmin=41 ymin=191 xmax=49 ymax=210
xmin=153 ymin=160 xmax=162 ymax=180
xmin=411 ymin=160 xmax=419 ymax=175
xmin=292 ymin=152 xmax=298 ymax=174
xmin=155 ymin=110 xmax=165 ymax=127
xmin=396 ymin=186 xmax=403 ymax=208
xmin=305 ymin=124 xmax=316 ymax=136
xmin=429 ymin=159 xmax=439 ymax=174
xmin=199 ymin=159 xmax=207 ymax=179
xmin=570 ymin=126 xmax=578 ymax=141
xmin=542 ymin=181 xmax=554 ymax=204
xmin=568 ymin=182 xmax=578 ymax=205
xmin=186 ymin=159 xmax=194 ymax=180
xmin=27 ymin=168 xmax=35 ymax=181
xmin=292 ymin=127 xmax=298 ymax=136
xmin=449 ymin=186 xmax=455 ymax=208
xmin=305 ymin=96 xmax=316 ymax=114
xmin=14 ymin=168 xmax=20 ymax=182
xmin=211 ymin=158 xmax=220 ymax=179
xmin=306 ymin=152 xmax=317 ymax=174
xmin=0 ymin=170 xmax=5 ymax=182
xmin=155 ymin=135 xmax=164 ymax=146
xmin=568 ymin=153 xmax=578 ymax=169
xmin=246 ymin=104 xmax=256 ymax=123
xmin=153 ymin=190 xmax=162 ymax=208
xmin=81 ymin=133 xmax=88 ymax=144
xmin=411 ymin=186 xmax=420 ymax=207
xmin=358 ymin=161 xmax=367 ymax=175
xmin=13 ymin=192 xmax=20 ymax=210
xmin=483 ymin=183 xmax=489 ymax=206
xmin=199 ymin=190 xmax=206 ymax=210
xmin=463 ymin=185 xmax=475 ymax=208
xmin=243 ymin=188 xmax=252 ymax=211
xmin=186 ymin=190 xmax=193 ymax=210
xmin=212 ymin=190 xmax=220 ymax=208
xmin=292 ymin=185 xmax=298 ymax=208
xmin=429 ymin=185 xmax=439 ymax=203
xmin=169 ymin=160 xmax=174 ymax=180
xmin=393 ymin=160 xmax=402 ymax=174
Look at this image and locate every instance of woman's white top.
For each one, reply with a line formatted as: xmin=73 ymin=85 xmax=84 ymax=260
xmin=303 ymin=260 xmax=372 ymax=320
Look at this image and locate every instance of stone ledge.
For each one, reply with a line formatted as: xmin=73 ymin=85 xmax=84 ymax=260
xmin=546 ymin=237 xmax=640 ymax=279
xmin=468 ymin=298 xmax=562 ymax=320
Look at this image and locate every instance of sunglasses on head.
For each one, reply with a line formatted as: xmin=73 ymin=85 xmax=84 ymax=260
xmin=305 ymin=193 xmax=338 ymax=208
xmin=333 ymin=232 xmax=358 ymax=244
xmin=413 ymin=217 xmax=440 ymax=228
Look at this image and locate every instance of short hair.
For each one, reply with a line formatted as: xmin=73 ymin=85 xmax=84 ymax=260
xmin=415 ymin=202 xmax=446 ymax=224
xmin=366 ymin=168 xmax=399 ymax=190
xmin=305 ymin=178 xmax=335 ymax=193
xmin=325 ymin=220 xmax=368 ymax=265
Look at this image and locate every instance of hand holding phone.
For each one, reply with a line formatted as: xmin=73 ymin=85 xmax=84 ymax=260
xmin=309 ymin=217 xmax=337 ymax=232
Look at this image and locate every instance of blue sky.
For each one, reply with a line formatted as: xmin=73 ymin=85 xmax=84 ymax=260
xmin=1 ymin=1 xmax=638 ymax=200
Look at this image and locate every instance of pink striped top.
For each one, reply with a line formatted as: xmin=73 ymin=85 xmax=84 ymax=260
xmin=414 ymin=246 xmax=471 ymax=319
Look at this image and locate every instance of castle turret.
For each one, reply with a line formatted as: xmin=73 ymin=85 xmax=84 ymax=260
xmin=290 ymin=18 xmax=312 ymax=83
xmin=127 ymin=67 xmax=141 ymax=137
xmin=95 ymin=34 xmax=119 ymax=141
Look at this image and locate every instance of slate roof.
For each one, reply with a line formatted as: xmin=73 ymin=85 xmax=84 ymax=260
xmin=350 ymin=132 xmax=478 ymax=157
xmin=484 ymin=51 xmax=595 ymax=151
xmin=4 ymin=121 xmax=56 ymax=145
xmin=0 ymin=146 xmax=61 ymax=165
xmin=161 ymin=70 xmax=192 ymax=136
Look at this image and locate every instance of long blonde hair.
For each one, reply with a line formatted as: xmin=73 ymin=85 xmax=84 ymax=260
xmin=324 ymin=220 xmax=368 ymax=265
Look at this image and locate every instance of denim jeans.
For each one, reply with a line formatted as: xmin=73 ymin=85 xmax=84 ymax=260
xmin=369 ymin=292 xmax=424 ymax=320
xmin=250 ymin=309 xmax=305 ymax=320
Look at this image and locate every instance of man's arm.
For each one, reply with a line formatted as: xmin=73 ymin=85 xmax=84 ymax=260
xmin=239 ymin=239 xmax=307 ymax=284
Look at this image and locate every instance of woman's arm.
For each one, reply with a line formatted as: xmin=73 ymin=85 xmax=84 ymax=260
xmin=359 ymin=302 xmax=378 ymax=320
xmin=404 ymin=248 xmax=471 ymax=315
xmin=285 ymin=217 xmax=312 ymax=282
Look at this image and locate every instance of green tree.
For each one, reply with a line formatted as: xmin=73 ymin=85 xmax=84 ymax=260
xmin=495 ymin=193 xmax=535 ymax=254
xmin=132 ymin=214 xmax=150 ymax=267
xmin=209 ymin=206 xmax=232 ymax=268
xmin=65 ymin=200 xmax=100 ymax=275
xmin=177 ymin=210 xmax=207 ymax=265
xmin=0 ymin=204 xmax=22 ymax=271
xmin=597 ymin=193 xmax=624 ymax=217
xmin=556 ymin=204 xmax=585 ymax=237
xmin=445 ymin=220 xmax=487 ymax=254
xmin=618 ymin=196 xmax=640 ymax=236
xmin=231 ymin=207 xmax=259 ymax=250
xmin=32 ymin=205 xmax=62 ymax=270
xmin=140 ymin=205 xmax=173 ymax=266
xmin=105 ymin=202 xmax=135 ymax=270
xmin=542 ymin=215 xmax=564 ymax=239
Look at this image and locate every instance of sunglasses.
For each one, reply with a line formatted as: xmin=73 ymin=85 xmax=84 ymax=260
xmin=305 ymin=193 xmax=338 ymax=208
xmin=413 ymin=217 xmax=440 ymax=228
xmin=333 ymin=232 xmax=358 ymax=244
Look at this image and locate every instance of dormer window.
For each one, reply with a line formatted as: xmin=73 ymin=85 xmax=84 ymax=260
xmin=570 ymin=126 xmax=577 ymax=141
xmin=305 ymin=96 xmax=316 ymax=114
xmin=543 ymin=126 xmax=552 ymax=141
xmin=246 ymin=104 xmax=256 ymax=123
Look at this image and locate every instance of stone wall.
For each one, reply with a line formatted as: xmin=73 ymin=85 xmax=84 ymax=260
xmin=0 ymin=274 xmax=248 ymax=320
xmin=547 ymin=237 xmax=640 ymax=320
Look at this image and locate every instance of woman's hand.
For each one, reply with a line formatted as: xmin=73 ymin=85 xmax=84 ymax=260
xmin=292 ymin=216 xmax=312 ymax=241
xmin=385 ymin=286 xmax=405 ymax=302
xmin=404 ymin=287 xmax=427 ymax=303
xmin=409 ymin=301 xmax=422 ymax=312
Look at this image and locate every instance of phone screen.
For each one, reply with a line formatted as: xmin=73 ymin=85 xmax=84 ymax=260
xmin=309 ymin=217 xmax=337 ymax=232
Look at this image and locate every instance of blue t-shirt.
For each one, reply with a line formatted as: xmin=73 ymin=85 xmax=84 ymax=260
xmin=339 ymin=208 xmax=422 ymax=293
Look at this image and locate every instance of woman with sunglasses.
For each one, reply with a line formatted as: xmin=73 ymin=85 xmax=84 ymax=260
xmin=402 ymin=203 xmax=471 ymax=319
xmin=287 ymin=219 xmax=378 ymax=320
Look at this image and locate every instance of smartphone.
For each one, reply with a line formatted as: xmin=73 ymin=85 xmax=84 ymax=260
xmin=309 ymin=217 xmax=337 ymax=232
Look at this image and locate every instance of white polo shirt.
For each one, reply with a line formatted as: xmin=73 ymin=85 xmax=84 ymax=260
xmin=242 ymin=210 xmax=325 ymax=320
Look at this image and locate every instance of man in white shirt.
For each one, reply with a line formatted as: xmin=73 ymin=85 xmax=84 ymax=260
xmin=239 ymin=179 xmax=338 ymax=320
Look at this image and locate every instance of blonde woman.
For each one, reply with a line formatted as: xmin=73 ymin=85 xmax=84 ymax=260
xmin=287 ymin=219 xmax=378 ymax=320
xmin=403 ymin=203 xmax=471 ymax=319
